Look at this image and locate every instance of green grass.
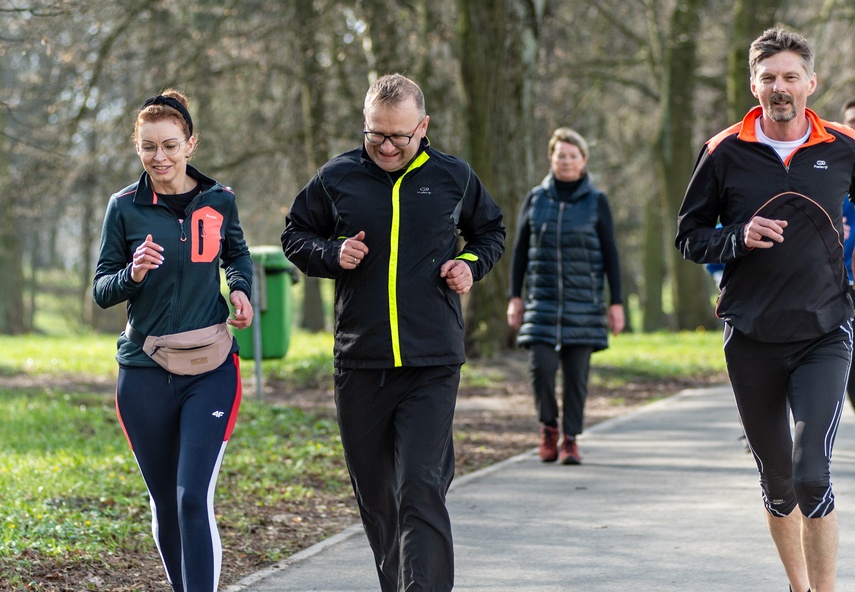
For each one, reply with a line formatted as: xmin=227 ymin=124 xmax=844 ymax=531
xmin=0 ymin=387 xmax=142 ymax=557
xmin=0 ymin=328 xmax=345 ymax=589
xmin=0 ymin=335 xmax=119 ymax=377
xmin=0 ymin=381 xmax=349 ymax=588
xmin=0 ymin=330 xmax=336 ymax=390
xmin=0 ymin=328 xmax=727 ymax=588
xmin=250 ymin=330 xmax=335 ymax=388
xmin=459 ymin=328 xmax=728 ymax=391
xmin=0 ymin=327 xmax=726 ymax=390
xmin=591 ymin=328 xmax=727 ymax=387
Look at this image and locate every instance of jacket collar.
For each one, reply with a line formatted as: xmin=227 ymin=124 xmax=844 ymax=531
xmin=541 ymin=171 xmax=594 ymax=203
xmin=133 ymin=165 xmax=218 ymax=205
xmin=737 ymin=106 xmax=835 ymax=146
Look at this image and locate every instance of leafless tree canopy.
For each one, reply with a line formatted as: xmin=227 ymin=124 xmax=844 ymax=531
xmin=2 ymin=0 xmax=854 ymax=345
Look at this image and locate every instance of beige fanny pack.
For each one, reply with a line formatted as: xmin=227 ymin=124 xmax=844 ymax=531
xmin=125 ymin=322 xmax=233 ymax=375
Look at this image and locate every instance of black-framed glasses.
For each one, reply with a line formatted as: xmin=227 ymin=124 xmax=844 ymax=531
xmin=138 ymin=138 xmax=186 ymax=157
xmin=363 ymin=120 xmax=423 ymax=147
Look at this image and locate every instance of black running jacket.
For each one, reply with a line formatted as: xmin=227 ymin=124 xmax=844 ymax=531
xmin=281 ymin=139 xmax=505 ymax=368
xmin=676 ymin=107 xmax=855 ymax=342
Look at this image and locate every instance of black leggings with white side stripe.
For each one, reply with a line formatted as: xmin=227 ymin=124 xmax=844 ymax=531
xmin=723 ymin=322 xmax=852 ymax=518
xmin=116 ymin=354 xmax=242 ymax=592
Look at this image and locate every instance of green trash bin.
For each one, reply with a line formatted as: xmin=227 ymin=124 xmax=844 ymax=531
xmin=230 ymin=245 xmax=296 ymax=360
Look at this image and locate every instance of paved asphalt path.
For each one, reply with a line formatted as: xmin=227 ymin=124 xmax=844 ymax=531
xmin=224 ymin=385 xmax=855 ymax=592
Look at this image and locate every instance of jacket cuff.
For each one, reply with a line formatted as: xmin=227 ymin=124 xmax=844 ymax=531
xmin=737 ymin=225 xmax=754 ymax=252
xmin=229 ymin=281 xmax=252 ymax=300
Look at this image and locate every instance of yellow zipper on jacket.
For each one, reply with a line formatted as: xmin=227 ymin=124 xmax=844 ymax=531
xmin=389 ymin=151 xmax=431 ymax=366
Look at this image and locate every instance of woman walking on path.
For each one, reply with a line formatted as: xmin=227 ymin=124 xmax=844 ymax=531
xmin=507 ymin=127 xmax=624 ymax=465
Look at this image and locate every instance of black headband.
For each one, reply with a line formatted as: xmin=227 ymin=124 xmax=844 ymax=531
xmin=141 ymin=95 xmax=194 ymax=138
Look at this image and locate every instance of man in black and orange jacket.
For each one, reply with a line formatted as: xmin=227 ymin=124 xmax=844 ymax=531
xmin=676 ymin=28 xmax=855 ymax=592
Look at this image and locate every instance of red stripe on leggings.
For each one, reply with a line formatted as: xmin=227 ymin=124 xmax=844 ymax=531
xmin=223 ymin=353 xmax=242 ymax=441
xmin=115 ymin=390 xmax=133 ymax=451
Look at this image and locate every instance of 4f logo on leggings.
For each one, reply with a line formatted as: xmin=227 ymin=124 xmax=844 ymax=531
xmin=212 ymin=411 xmax=225 ymax=418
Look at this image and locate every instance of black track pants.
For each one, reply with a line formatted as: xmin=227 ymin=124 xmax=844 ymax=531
xmin=724 ymin=323 xmax=851 ymax=518
xmin=116 ymin=354 xmax=242 ymax=592
xmin=334 ymin=365 xmax=459 ymax=592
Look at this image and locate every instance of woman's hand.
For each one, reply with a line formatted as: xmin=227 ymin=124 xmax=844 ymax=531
xmin=507 ymin=297 xmax=524 ymax=331
xmin=130 ymin=234 xmax=164 ymax=282
xmin=608 ymin=304 xmax=625 ymax=336
xmin=228 ymin=290 xmax=254 ymax=329
xmin=226 ymin=290 xmax=253 ymax=329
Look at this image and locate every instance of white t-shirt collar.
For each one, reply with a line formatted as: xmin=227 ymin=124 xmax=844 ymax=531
xmin=755 ymin=118 xmax=811 ymax=162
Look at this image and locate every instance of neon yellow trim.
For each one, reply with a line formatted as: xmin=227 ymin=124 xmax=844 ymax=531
xmin=389 ymin=182 xmax=401 ymax=365
xmin=456 ymin=253 xmax=478 ymax=262
xmin=388 ymin=151 xmax=431 ymax=366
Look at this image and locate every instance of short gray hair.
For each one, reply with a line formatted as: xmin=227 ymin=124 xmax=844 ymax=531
xmin=749 ymin=27 xmax=814 ymax=78
xmin=363 ymin=74 xmax=426 ymax=118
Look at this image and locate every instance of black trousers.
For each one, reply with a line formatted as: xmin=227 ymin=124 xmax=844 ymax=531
xmin=116 ymin=354 xmax=242 ymax=592
xmin=334 ymin=365 xmax=459 ymax=592
xmin=724 ymin=323 xmax=851 ymax=518
xmin=528 ymin=343 xmax=594 ymax=437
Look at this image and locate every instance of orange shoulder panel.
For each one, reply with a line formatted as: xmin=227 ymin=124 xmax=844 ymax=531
xmin=824 ymin=120 xmax=855 ymax=141
xmin=706 ymin=122 xmax=743 ymax=154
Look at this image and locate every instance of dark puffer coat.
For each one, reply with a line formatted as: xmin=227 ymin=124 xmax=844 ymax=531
xmin=513 ymin=173 xmax=618 ymax=351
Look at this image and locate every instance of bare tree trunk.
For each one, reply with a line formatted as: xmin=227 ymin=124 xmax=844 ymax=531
xmin=0 ymin=59 xmax=27 ymax=334
xmin=79 ymin=128 xmax=98 ymax=328
xmin=728 ymin=0 xmax=782 ymax=123
xmin=660 ymin=0 xmax=718 ymax=330
xmin=458 ymin=0 xmax=545 ymax=355
xmin=642 ymin=196 xmax=668 ymax=331
xmin=361 ymin=0 xmax=410 ymax=79
xmin=295 ymin=0 xmax=329 ymax=332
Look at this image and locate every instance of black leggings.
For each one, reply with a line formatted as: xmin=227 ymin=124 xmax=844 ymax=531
xmin=848 ymin=357 xmax=855 ymax=411
xmin=116 ymin=354 xmax=242 ymax=592
xmin=723 ymin=323 xmax=851 ymax=518
xmin=847 ymin=288 xmax=855 ymax=411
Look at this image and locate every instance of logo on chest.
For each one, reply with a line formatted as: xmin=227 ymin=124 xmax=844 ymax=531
xmin=814 ymin=160 xmax=828 ymax=170
xmin=417 ymin=186 xmax=432 ymax=195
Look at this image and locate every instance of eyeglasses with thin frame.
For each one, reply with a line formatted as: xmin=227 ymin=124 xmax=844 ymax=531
xmin=363 ymin=120 xmax=423 ymax=147
xmin=138 ymin=138 xmax=186 ymax=157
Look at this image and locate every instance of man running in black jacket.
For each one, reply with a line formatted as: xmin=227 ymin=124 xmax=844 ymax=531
xmin=282 ymin=74 xmax=505 ymax=592
xmin=676 ymin=28 xmax=855 ymax=592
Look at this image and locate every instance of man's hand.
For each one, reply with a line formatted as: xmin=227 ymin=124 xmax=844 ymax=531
xmin=340 ymin=230 xmax=368 ymax=270
xmin=441 ymin=260 xmax=474 ymax=294
xmin=743 ymin=216 xmax=788 ymax=249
